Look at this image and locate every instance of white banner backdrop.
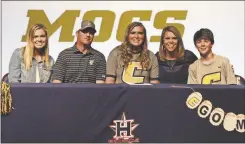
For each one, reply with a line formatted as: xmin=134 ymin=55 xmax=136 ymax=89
xmin=2 ymin=1 xmax=244 ymax=78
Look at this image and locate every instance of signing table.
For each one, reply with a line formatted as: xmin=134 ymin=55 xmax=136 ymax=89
xmin=1 ymin=83 xmax=245 ymax=143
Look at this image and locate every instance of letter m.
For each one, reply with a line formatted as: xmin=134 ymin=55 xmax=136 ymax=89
xmin=236 ymin=119 xmax=245 ymax=130
xmin=22 ymin=10 xmax=80 ymax=42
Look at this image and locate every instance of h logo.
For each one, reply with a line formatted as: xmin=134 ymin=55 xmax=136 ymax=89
xmin=115 ymin=121 xmax=132 ymax=138
xmin=109 ymin=112 xmax=139 ymax=140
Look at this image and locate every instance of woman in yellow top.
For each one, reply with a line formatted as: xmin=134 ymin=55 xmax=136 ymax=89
xmin=105 ymin=22 xmax=159 ymax=84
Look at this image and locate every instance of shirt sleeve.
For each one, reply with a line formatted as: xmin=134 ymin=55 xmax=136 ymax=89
xmin=51 ymin=52 xmax=66 ymax=82
xmin=150 ymin=54 xmax=159 ymax=80
xmin=224 ymin=59 xmax=237 ymax=84
xmin=187 ymin=63 xmax=198 ymax=84
xmin=106 ymin=49 xmax=118 ymax=78
xmin=8 ymin=48 xmax=21 ymax=83
xmin=96 ymin=54 xmax=106 ymax=81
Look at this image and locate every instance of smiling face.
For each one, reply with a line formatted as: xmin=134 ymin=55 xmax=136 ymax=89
xmin=128 ymin=26 xmax=145 ymax=47
xmin=76 ymin=28 xmax=95 ymax=45
xmin=32 ymin=29 xmax=47 ymax=49
xmin=163 ymin=31 xmax=178 ymax=52
xmin=193 ymin=28 xmax=215 ymax=58
xmin=195 ymin=38 xmax=213 ymax=57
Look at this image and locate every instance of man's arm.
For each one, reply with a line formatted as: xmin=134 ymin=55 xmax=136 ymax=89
xmin=96 ymin=80 xmax=105 ymax=84
xmin=95 ymin=54 xmax=106 ymax=84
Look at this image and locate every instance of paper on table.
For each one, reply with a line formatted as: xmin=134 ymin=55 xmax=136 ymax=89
xmin=125 ymin=82 xmax=152 ymax=85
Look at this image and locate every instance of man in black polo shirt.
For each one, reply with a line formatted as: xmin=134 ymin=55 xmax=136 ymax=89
xmin=52 ymin=20 xmax=106 ymax=83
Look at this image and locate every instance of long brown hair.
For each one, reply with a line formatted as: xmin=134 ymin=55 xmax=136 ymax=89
xmin=159 ymin=26 xmax=185 ymax=61
xmin=23 ymin=24 xmax=50 ymax=70
xmin=121 ymin=22 xmax=150 ymax=70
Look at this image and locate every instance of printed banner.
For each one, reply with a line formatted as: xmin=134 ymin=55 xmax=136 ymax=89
xmin=1 ymin=1 xmax=244 ymax=78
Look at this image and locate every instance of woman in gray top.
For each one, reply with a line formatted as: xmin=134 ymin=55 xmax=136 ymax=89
xmin=8 ymin=24 xmax=54 ymax=83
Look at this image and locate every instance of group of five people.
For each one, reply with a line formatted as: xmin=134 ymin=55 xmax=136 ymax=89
xmin=8 ymin=20 xmax=239 ymax=85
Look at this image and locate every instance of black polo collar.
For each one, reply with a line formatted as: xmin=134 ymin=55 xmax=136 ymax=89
xmin=71 ymin=43 xmax=95 ymax=55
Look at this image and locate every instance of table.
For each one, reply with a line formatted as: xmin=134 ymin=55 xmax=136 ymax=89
xmin=1 ymin=83 xmax=245 ymax=143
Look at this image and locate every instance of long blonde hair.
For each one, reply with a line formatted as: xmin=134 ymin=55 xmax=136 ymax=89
xmin=121 ymin=22 xmax=150 ymax=70
xmin=159 ymin=26 xmax=185 ymax=61
xmin=23 ymin=24 xmax=50 ymax=70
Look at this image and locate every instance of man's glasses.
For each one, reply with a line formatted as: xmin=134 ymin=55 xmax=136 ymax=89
xmin=80 ymin=29 xmax=96 ymax=35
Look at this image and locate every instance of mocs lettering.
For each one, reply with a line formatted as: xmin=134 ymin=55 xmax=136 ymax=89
xmin=22 ymin=10 xmax=187 ymax=42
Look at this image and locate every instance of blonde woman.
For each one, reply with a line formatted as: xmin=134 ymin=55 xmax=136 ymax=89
xmin=8 ymin=24 xmax=54 ymax=83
